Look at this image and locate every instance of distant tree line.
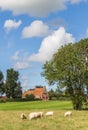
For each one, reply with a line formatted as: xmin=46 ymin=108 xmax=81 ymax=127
xmin=48 ymin=88 xmax=71 ymax=101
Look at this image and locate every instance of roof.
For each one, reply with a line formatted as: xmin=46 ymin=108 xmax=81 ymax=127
xmin=23 ymin=89 xmax=34 ymax=96
xmin=22 ymin=86 xmax=47 ymax=98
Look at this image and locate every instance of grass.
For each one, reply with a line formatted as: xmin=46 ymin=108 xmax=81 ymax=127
xmin=0 ymin=100 xmax=72 ymax=110
xmin=0 ymin=101 xmax=88 ymax=130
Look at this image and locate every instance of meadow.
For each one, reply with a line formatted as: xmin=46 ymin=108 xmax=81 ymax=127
xmin=0 ymin=101 xmax=88 ymax=130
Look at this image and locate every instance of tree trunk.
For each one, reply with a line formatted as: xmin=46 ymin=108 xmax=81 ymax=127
xmin=72 ymin=97 xmax=83 ymax=110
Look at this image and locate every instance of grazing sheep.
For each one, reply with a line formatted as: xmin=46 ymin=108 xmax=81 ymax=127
xmin=29 ymin=112 xmax=37 ymax=120
xmin=64 ymin=111 xmax=72 ymax=117
xmin=20 ymin=113 xmax=27 ymax=120
xmin=37 ymin=112 xmax=43 ymax=118
xmin=45 ymin=111 xmax=54 ymax=116
xmin=29 ymin=112 xmax=43 ymax=120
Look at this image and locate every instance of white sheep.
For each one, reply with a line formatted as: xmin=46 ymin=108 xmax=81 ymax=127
xmin=29 ymin=112 xmax=37 ymax=120
xmin=29 ymin=112 xmax=43 ymax=120
xmin=37 ymin=112 xmax=43 ymax=118
xmin=64 ymin=111 xmax=72 ymax=117
xmin=45 ymin=111 xmax=54 ymax=116
xmin=20 ymin=113 xmax=27 ymax=120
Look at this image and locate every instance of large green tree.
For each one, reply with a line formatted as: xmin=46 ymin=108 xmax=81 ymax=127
xmin=13 ymin=81 xmax=22 ymax=98
xmin=5 ymin=68 xmax=22 ymax=98
xmin=0 ymin=70 xmax=4 ymax=96
xmin=42 ymin=39 xmax=88 ymax=110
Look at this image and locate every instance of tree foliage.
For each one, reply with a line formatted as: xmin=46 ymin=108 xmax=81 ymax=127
xmin=48 ymin=89 xmax=56 ymax=100
xmin=0 ymin=70 xmax=4 ymax=96
xmin=13 ymin=81 xmax=22 ymax=98
xmin=25 ymin=94 xmax=35 ymax=101
xmin=42 ymin=38 xmax=88 ymax=110
xmin=5 ymin=68 xmax=22 ymax=98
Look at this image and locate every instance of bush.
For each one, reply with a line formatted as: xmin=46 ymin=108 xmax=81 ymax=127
xmin=0 ymin=99 xmax=6 ymax=103
xmin=25 ymin=94 xmax=35 ymax=101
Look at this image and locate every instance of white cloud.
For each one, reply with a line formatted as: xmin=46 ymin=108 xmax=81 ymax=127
xmin=12 ymin=51 xmax=20 ymax=61
xmin=0 ymin=0 xmax=85 ymax=17
xmin=29 ymin=27 xmax=75 ymax=63
xmin=14 ymin=61 xmax=29 ymax=70
xmin=0 ymin=0 xmax=87 ymax=17
xmin=12 ymin=50 xmax=30 ymax=70
xmin=48 ymin=18 xmax=66 ymax=29
xmin=0 ymin=0 xmax=66 ymax=17
xmin=70 ymin=0 xmax=86 ymax=4
xmin=20 ymin=75 xmax=30 ymax=91
xmin=22 ymin=20 xmax=52 ymax=38
xmin=4 ymin=19 xmax=22 ymax=32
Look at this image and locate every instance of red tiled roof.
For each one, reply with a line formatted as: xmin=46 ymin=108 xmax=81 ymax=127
xmin=33 ymin=87 xmax=46 ymax=96
xmin=22 ymin=89 xmax=34 ymax=97
xmin=22 ymin=86 xmax=47 ymax=98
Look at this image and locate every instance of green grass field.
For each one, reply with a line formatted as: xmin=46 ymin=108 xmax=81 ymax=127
xmin=0 ymin=101 xmax=88 ymax=130
xmin=0 ymin=100 xmax=72 ymax=110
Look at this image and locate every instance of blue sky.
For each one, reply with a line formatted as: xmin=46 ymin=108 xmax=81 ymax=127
xmin=0 ymin=0 xmax=88 ymax=91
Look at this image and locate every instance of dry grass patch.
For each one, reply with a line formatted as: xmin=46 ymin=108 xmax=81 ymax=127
xmin=0 ymin=110 xmax=88 ymax=130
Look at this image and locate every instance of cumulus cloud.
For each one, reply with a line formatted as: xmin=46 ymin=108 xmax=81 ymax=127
xmin=22 ymin=20 xmax=52 ymax=38
xmin=14 ymin=61 xmax=29 ymax=70
xmin=70 ymin=0 xmax=86 ymax=4
xmin=0 ymin=0 xmax=85 ymax=17
xmin=12 ymin=51 xmax=20 ymax=61
xmin=12 ymin=50 xmax=30 ymax=70
xmin=48 ymin=18 xmax=66 ymax=29
xmin=4 ymin=19 xmax=22 ymax=32
xmin=0 ymin=0 xmax=66 ymax=17
xmin=29 ymin=27 xmax=75 ymax=63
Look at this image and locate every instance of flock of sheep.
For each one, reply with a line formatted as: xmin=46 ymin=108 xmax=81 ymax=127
xmin=20 ymin=111 xmax=72 ymax=120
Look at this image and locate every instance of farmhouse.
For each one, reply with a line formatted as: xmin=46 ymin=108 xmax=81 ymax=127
xmin=22 ymin=86 xmax=49 ymax=100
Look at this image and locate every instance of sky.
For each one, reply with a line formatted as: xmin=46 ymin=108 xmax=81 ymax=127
xmin=0 ymin=0 xmax=88 ymax=92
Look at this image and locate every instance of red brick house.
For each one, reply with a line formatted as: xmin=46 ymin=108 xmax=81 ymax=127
xmin=22 ymin=86 xmax=49 ymax=100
